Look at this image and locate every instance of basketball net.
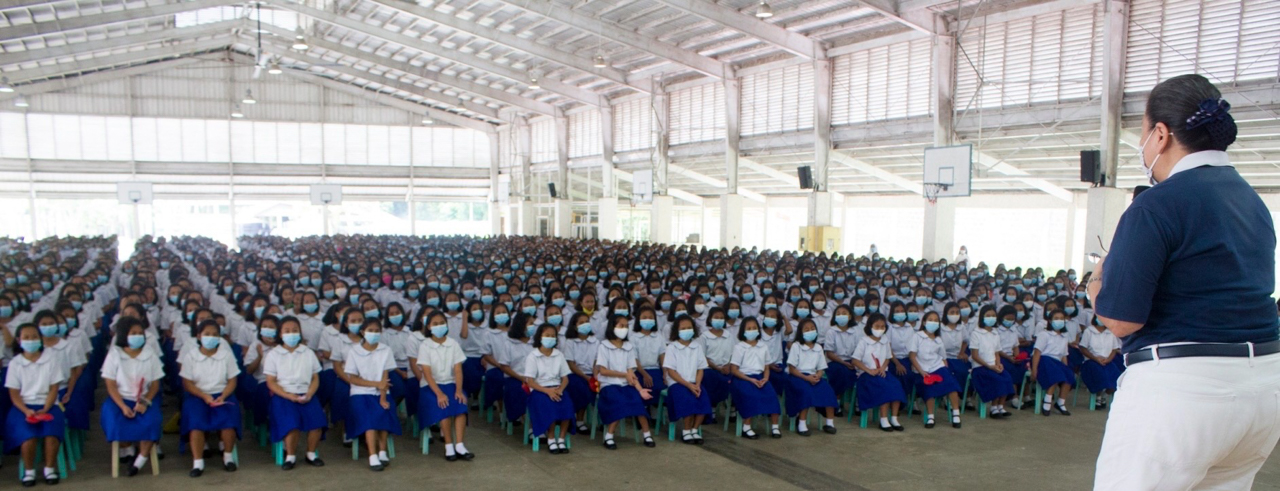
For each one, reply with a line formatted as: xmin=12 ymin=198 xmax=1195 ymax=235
xmin=924 ymin=183 xmax=948 ymax=205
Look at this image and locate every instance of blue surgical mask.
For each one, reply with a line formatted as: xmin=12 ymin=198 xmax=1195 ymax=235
xmin=365 ymin=309 xmax=379 ymax=319
xmin=494 ymin=313 xmax=510 ymax=325
xmin=960 ymin=307 xmax=972 ymax=317
xmin=446 ymin=301 xmax=461 ymax=311
xmin=1051 ymin=320 xmax=1066 ymax=330
xmin=743 ymin=330 xmax=759 ymax=341
xmin=470 ymin=311 xmax=484 ymax=321
xmin=552 ymin=298 xmax=566 ymax=307
xmin=727 ymin=309 xmax=740 ymax=319
xmin=431 ymin=325 xmax=450 ymax=338
xmin=282 ymin=333 xmax=302 ymax=348
xmin=200 ymin=336 xmax=221 ymax=350
xmin=983 ymin=317 xmax=997 ymax=327
xmin=1002 ymin=320 xmax=1015 ymax=328
xmin=547 ymin=314 xmax=563 ymax=325
xmin=834 ymin=314 xmax=850 ymax=326
xmin=20 ymin=339 xmax=41 ymax=353
xmin=639 ymin=319 xmax=656 ymax=330
xmin=541 ymin=337 xmax=557 ymax=349
xmin=126 ymin=334 xmax=146 ymax=350
xmin=892 ymin=313 xmax=907 ymax=323
xmin=924 ymin=321 xmax=940 ymax=333
xmin=743 ymin=293 xmax=755 ymax=302
xmin=709 ymin=318 xmax=725 ymax=329
xmin=678 ymin=329 xmax=694 ymax=341
xmin=38 ymin=324 xmax=58 ymax=337
xmin=795 ymin=308 xmax=810 ymax=318
xmin=260 ymin=328 xmax=277 ymax=339
xmin=907 ymin=312 xmax=921 ymax=322
xmin=615 ymin=309 xmax=629 ymax=317
xmin=915 ymin=297 xmax=930 ymax=306
xmin=853 ymin=306 xmax=866 ymax=316
xmin=576 ymin=323 xmax=591 ymax=336
xmin=763 ymin=317 xmax=778 ymax=328
xmin=521 ymin=306 xmax=537 ymax=316
xmin=389 ymin=314 xmax=404 ymax=325
xmin=802 ymin=330 xmax=817 ymax=342
xmin=303 ymin=303 xmax=319 ymax=314
xmin=427 ymin=297 xmax=441 ymax=307
xmin=660 ymin=301 xmax=673 ymax=310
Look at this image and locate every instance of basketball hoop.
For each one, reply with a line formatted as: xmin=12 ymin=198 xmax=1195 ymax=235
xmin=923 ymin=183 xmax=949 ymax=205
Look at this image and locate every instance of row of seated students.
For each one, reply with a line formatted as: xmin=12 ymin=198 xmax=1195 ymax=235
xmin=0 ymin=234 xmax=1123 ymax=483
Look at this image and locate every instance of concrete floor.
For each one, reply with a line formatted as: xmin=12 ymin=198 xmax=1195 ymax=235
xmin=40 ymin=403 xmax=1280 ymax=491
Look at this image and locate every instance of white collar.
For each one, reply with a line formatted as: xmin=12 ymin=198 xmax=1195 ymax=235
xmin=1165 ymin=150 xmax=1231 ymax=180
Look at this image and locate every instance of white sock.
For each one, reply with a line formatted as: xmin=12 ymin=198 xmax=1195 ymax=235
xmin=1044 ymin=394 xmax=1053 ymax=403
xmin=556 ymin=438 xmax=566 ymax=445
xmin=604 ymin=432 xmax=614 ymax=441
xmin=683 ymin=429 xmax=692 ymax=436
xmin=133 ymin=455 xmax=149 ymax=468
xmin=797 ymin=420 xmax=808 ymax=432
xmin=368 ymin=455 xmax=381 ymax=467
xmin=825 ymin=418 xmax=834 ymax=426
xmin=642 ymin=431 xmax=652 ymax=439
xmin=306 ymin=452 xmax=318 ymax=461
xmin=890 ymin=416 xmax=900 ymax=426
xmin=879 ymin=417 xmax=890 ymax=427
xmin=23 ymin=469 xmax=34 ymax=479
xmin=445 ymin=444 xmax=456 ymax=456
xmin=952 ymin=409 xmax=960 ymax=416
xmin=454 ymin=442 xmax=468 ymax=454
xmin=121 ymin=446 xmax=136 ymax=458
xmin=192 ymin=459 xmax=205 ymax=470
xmin=378 ymin=450 xmax=388 ymax=461
xmin=1057 ymin=398 xmax=1067 ymax=406
xmin=770 ymin=424 xmax=779 ymax=432
xmin=42 ymin=467 xmax=55 ymax=478
xmin=222 ymin=452 xmax=234 ymax=465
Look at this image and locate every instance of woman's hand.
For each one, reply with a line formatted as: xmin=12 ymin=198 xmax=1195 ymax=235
xmin=380 ymin=396 xmax=391 ymax=410
xmin=134 ymin=401 xmax=148 ymax=415
xmin=895 ymin=363 xmax=907 ymax=376
xmin=120 ymin=406 xmax=136 ymax=419
xmin=454 ymin=390 xmax=468 ymax=406
xmin=60 ymin=392 xmax=71 ymax=405
xmin=640 ymin=371 xmax=653 ymax=388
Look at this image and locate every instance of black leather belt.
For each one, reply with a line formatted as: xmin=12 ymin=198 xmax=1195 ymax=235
xmin=1124 ymin=340 xmax=1280 ymax=365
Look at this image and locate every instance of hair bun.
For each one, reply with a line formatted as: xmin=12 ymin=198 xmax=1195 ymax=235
xmin=1184 ymin=98 xmax=1237 ymax=149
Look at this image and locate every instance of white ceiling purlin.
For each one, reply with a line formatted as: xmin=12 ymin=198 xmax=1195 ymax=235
xmin=248 ymin=35 xmax=503 ymax=121
xmin=488 ymin=0 xmax=731 ymax=80
xmin=0 ymin=56 xmax=202 ymax=102
xmin=255 ymin=24 xmax=557 ymax=116
xmin=273 ymin=0 xmax=606 ymax=107
xmin=273 ymin=66 xmax=497 ymax=134
xmin=5 ymin=36 xmax=232 ymax=84
xmin=648 ymin=0 xmax=825 ymax=60
xmin=668 ymin=163 xmax=766 ymax=202
xmin=974 ymin=151 xmax=1074 ymax=201
xmin=0 ymin=19 xmax=241 ymax=68
xmin=831 ymin=151 xmax=924 ymax=195
xmin=364 ymin=0 xmax=652 ymax=94
xmin=854 ymin=0 xmax=939 ymax=35
xmin=0 ymin=0 xmax=241 ymax=42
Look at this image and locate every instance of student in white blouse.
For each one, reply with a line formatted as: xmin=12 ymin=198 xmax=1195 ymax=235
xmin=785 ymin=319 xmax=839 ymax=435
xmin=178 ymin=319 xmax=241 ymax=477
xmin=343 ymin=319 xmax=400 ymax=471
xmin=1078 ymin=316 xmax=1123 ymax=408
xmin=100 ymin=317 xmax=164 ymax=476
xmin=416 ymin=311 xmax=473 ymax=462
xmin=6 ymin=324 xmax=67 ymax=486
xmin=522 ymin=324 xmax=575 ymax=455
xmin=908 ymin=312 xmax=963 ymax=429
xmin=663 ymin=316 xmax=712 ymax=444
xmin=263 ymin=316 xmax=325 ymax=470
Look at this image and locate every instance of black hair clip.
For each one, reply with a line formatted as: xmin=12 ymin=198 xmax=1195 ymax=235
xmin=1185 ymin=98 xmax=1231 ymax=130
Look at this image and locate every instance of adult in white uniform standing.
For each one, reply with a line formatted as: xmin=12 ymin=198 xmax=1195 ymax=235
xmin=1090 ymin=74 xmax=1280 ymax=490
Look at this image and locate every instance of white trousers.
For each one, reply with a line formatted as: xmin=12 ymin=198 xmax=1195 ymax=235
xmin=1094 ymin=352 xmax=1280 ymax=490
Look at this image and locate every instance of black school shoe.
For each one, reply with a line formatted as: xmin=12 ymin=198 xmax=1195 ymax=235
xmin=460 ymin=452 xmax=475 ymax=461
xmin=446 ymin=453 xmax=459 ymax=462
xmin=925 ymin=417 xmax=936 ymax=429
xmin=282 ymin=460 xmax=296 ymax=471
xmin=603 ymin=439 xmax=617 ymax=450
xmin=1055 ymin=403 xmax=1072 ymax=416
xmin=891 ymin=423 xmax=905 ymax=432
xmin=370 ymin=463 xmax=386 ymax=472
xmin=21 ymin=477 xmax=35 ymax=488
xmin=797 ymin=428 xmax=811 ymax=437
xmin=127 ymin=464 xmax=142 ymax=477
xmin=43 ymin=474 xmax=58 ymax=486
xmin=878 ymin=423 xmax=893 ymax=432
xmin=305 ymin=457 xmax=325 ymax=467
xmin=224 ymin=461 xmax=237 ymax=472
xmin=188 ymin=468 xmax=203 ymax=478
xmin=742 ymin=429 xmax=760 ymax=440
xmin=822 ymin=425 xmax=837 ymax=435
xmin=643 ymin=436 xmax=655 ymax=448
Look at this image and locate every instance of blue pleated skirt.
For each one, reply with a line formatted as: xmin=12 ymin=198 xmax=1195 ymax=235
xmin=729 ymin=374 xmax=780 ymax=420
xmin=566 ymin=374 xmax=596 ymax=413
xmin=417 ymin=383 xmax=469 ymax=427
xmin=597 ymin=385 xmax=648 ymax=425
xmin=483 ymin=368 xmax=504 ymax=409
xmin=268 ymin=394 xmax=327 ymax=443
xmin=344 ymin=394 xmax=402 ymax=440
xmin=945 ymin=358 xmax=971 ymax=390
xmin=893 ymin=357 xmax=914 ymax=396
xmin=702 ymin=369 xmax=730 ymax=407
xmin=1035 ymin=356 xmax=1075 ymax=390
xmin=855 ymin=372 xmax=907 ymax=411
xmin=971 ymin=366 xmax=1016 ymax=402
xmin=330 ymin=378 xmax=351 ymax=426
xmin=4 ymin=405 xmax=64 ymax=453
xmin=826 ymin=362 xmax=857 ymax=396
xmin=784 ymin=374 xmax=839 ymax=416
xmin=181 ymin=392 xmax=242 ymax=438
xmin=913 ymin=367 xmax=962 ymax=400
xmin=526 ymin=390 xmax=576 ymax=437
xmin=503 ymin=377 xmax=529 ymax=424
xmin=57 ymin=386 xmax=91 ymax=431
xmin=101 ymin=399 xmax=162 ymax=443
xmin=318 ymin=369 xmax=336 ymax=407
xmin=1005 ymin=359 xmax=1028 ymax=390
xmin=462 ymin=357 xmax=484 ymax=396
xmin=666 ymin=382 xmax=712 ymax=422
xmin=247 ymin=381 xmax=270 ymax=428
xmin=769 ymin=364 xmax=788 ymax=397
xmin=642 ymin=368 xmax=667 ymax=407
xmin=388 ymin=370 xmax=410 ymax=406
xmin=1067 ymin=346 xmax=1084 ymax=370
xmin=1080 ymin=357 xmax=1123 ymax=393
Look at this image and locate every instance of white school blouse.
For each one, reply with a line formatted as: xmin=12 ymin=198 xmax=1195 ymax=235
xmin=179 ymin=346 xmax=240 ymax=395
xmin=730 ymin=341 xmax=771 ymax=376
xmin=632 ymin=331 xmax=665 ymax=369
xmin=564 ymin=337 xmax=599 ymax=376
xmin=939 ymin=324 xmax=967 ymax=359
xmin=521 ymin=349 xmax=570 ymax=388
xmin=700 ymin=330 xmax=735 ymax=368
xmin=851 ymin=336 xmax=891 ymax=376
xmin=969 ymin=329 xmax=1002 ymax=366
xmin=1033 ymin=330 xmax=1070 ymax=360
xmin=662 ymin=341 xmax=707 ymax=386
xmin=823 ymin=326 xmax=861 ymax=361
xmin=786 ymin=342 xmax=828 ymax=374
xmin=242 ymin=340 xmax=270 ymax=383
xmin=887 ymin=323 xmax=916 ymax=359
xmin=416 ymin=337 xmax=465 ymax=386
xmin=908 ymin=332 xmax=947 ymax=374
xmin=344 ymin=343 xmax=395 ymax=396
xmin=45 ymin=339 xmax=86 ymax=390
xmin=263 ymin=345 xmax=321 ymax=395
xmin=5 ymin=352 xmax=65 ymax=406
xmin=496 ymin=337 xmax=534 ymax=376
xmin=1080 ymin=328 xmax=1121 ymax=359
xmin=594 ymin=341 xmax=638 ymax=387
xmin=101 ymin=346 xmax=165 ymax=401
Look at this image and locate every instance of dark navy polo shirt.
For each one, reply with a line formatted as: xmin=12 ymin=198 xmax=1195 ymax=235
xmin=1096 ymin=164 xmax=1279 ymax=354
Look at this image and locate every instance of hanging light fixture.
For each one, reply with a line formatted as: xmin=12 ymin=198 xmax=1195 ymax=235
xmin=13 ymin=95 xmax=29 ymax=108
xmin=422 ymin=116 xmax=433 ymax=125
xmin=292 ymin=27 xmax=309 ymax=50
xmin=593 ymin=53 xmax=607 ymax=68
xmin=242 ymin=89 xmax=257 ymax=104
xmin=528 ymin=73 xmax=540 ymax=90
xmin=755 ymin=0 xmax=773 ymax=18
xmin=231 ymin=103 xmax=245 ymax=118
xmin=0 ymin=77 xmax=13 ymax=93
xmin=268 ymin=61 xmax=283 ymax=75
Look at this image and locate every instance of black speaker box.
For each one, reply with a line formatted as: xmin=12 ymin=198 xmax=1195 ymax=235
xmin=1080 ymin=150 xmax=1101 ymax=184
xmin=548 ymin=182 xmax=558 ymax=198
xmin=797 ymin=166 xmax=813 ymax=189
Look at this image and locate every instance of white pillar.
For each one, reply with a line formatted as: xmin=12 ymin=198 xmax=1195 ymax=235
xmin=807 ymin=191 xmax=834 ymax=227
xmin=923 ymin=17 xmax=957 ymax=261
xmin=724 ymin=77 xmax=741 ymax=195
xmin=555 ymin=112 xmax=570 ymax=198
xmin=1100 ymin=0 xmax=1130 ymax=187
xmin=597 ymin=198 xmax=618 ymax=240
xmin=518 ymin=201 xmax=537 ymax=236
xmin=653 ymin=89 xmax=670 ymax=196
xmin=651 ymin=195 xmax=674 ymax=244
xmin=554 ymin=199 xmax=572 ymax=238
xmin=922 ymin=200 xmax=956 ymax=261
xmin=489 ymin=131 xmax=502 ymax=236
xmin=1085 ymin=187 xmax=1129 ymax=274
xmin=600 ymin=105 xmax=616 ymax=198
xmin=720 ymin=194 xmax=743 ymax=249
xmin=812 ymin=59 xmax=833 ymax=192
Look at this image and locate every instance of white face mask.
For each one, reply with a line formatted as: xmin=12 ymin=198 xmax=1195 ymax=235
xmin=871 ymin=328 xmax=886 ymax=338
xmin=613 ymin=327 xmax=629 ymax=340
xmin=1139 ymin=128 xmax=1163 ymax=185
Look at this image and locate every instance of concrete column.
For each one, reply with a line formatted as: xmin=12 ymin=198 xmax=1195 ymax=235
xmin=555 ymin=112 xmax=569 ymax=198
xmin=1064 ymin=192 xmax=1088 ymax=271
xmin=923 ymin=18 xmax=957 ymax=261
xmin=653 ymin=89 xmax=670 ymax=196
xmin=554 ymin=199 xmax=572 ymax=238
xmin=488 ymin=131 xmax=502 ymax=236
xmin=724 ymin=77 xmax=741 ymax=195
xmin=518 ymin=200 xmax=537 ymax=236
xmin=720 ymin=194 xmax=744 ymax=249
xmin=600 ymin=105 xmax=616 ymax=198
xmin=808 ymin=191 xmax=834 ymax=227
xmin=1099 ymin=0 xmax=1130 ymax=187
xmin=812 ymin=59 xmax=833 ymax=191
xmin=1085 ymin=187 xmax=1128 ymax=274
xmin=516 ymin=117 xmax=532 ymax=200
xmin=651 ymin=195 xmax=674 ymax=244
xmin=597 ymin=197 xmax=618 ymax=240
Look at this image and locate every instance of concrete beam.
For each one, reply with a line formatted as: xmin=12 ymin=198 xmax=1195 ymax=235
xmin=277 ymin=69 xmax=497 ymax=133
xmin=0 ymin=19 xmax=239 ymax=68
xmin=668 ymin=163 xmax=765 ymax=202
xmin=650 ymin=0 xmax=824 ymax=60
xmin=0 ymin=0 xmax=240 ymax=41
xmin=1099 ymin=0 xmax=1129 ymax=187
xmin=831 ymin=151 xmax=923 ymax=195
xmin=0 ymin=57 xmax=201 ymax=101
xmin=7 ymin=37 xmax=231 ymax=83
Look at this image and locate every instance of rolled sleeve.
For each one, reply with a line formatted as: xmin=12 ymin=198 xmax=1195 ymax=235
xmin=1097 ymin=206 xmax=1171 ymax=325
